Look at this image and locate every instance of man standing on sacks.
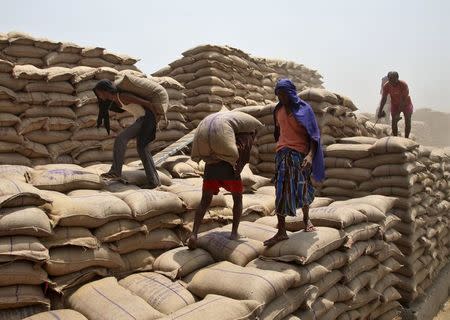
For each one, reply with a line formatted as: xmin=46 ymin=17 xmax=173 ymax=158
xmin=187 ymin=111 xmax=261 ymax=249
xmin=263 ymin=79 xmax=325 ymax=247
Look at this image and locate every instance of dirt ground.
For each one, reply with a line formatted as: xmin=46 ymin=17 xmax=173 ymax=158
xmin=433 ymin=298 xmax=450 ymax=320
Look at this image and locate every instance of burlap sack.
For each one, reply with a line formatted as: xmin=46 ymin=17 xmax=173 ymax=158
xmin=25 ymin=130 xmax=73 ymax=144
xmin=113 ymin=189 xmax=184 ymax=221
xmin=158 ymin=294 xmax=263 ymax=320
xmin=42 ymin=227 xmax=98 ymax=249
xmin=0 ymin=305 xmax=50 ymax=320
xmin=262 ymin=227 xmax=346 ymax=264
xmin=196 ymin=229 xmax=265 ymax=266
xmin=22 ymin=309 xmax=88 ymax=320
xmin=94 ymin=219 xmax=147 ymax=243
xmin=221 ymin=222 xmax=281 ymax=242
xmin=325 ymin=168 xmax=372 ymax=182
xmin=119 ymin=272 xmax=196 ymax=314
xmin=299 ymin=88 xmax=339 ymax=104
xmin=246 ymin=258 xmax=330 ymax=288
xmin=68 ymin=277 xmax=164 ymax=320
xmin=185 ymin=261 xmax=294 ymax=304
xmin=338 ymin=136 xmax=377 ymax=145
xmin=46 ymin=193 xmax=131 ymax=228
xmin=323 ymin=284 xmax=354 ymax=303
xmin=0 ymin=164 xmax=31 ymax=182
xmin=115 ymin=250 xmax=155 ymax=276
xmin=311 ymin=298 xmax=334 ymax=318
xmin=259 ymin=285 xmax=318 ymax=320
xmin=0 ymin=261 xmax=48 ymax=286
xmin=315 ymin=270 xmax=344 ymax=296
xmin=0 ymin=285 xmax=49 ymax=310
xmin=0 ymin=236 xmax=49 ymax=262
xmin=340 ymin=256 xmax=379 ymax=283
xmin=110 ymin=229 xmax=182 ymax=254
xmin=191 ymin=111 xmax=262 ymax=165
xmin=372 ymin=162 xmax=425 ymax=177
xmin=114 ymin=74 xmax=169 ymax=115
xmin=330 ymin=195 xmax=397 ymax=214
xmin=45 ymin=245 xmax=124 ymax=276
xmin=324 ymin=144 xmax=372 ymax=160
xmin=317 ymin=251 xmax=347 ymax=270
xmin=142 ymin=214 xmax=182 ymax=232
xmin=369 ymin=136 xmax=419 ymax=154
xmin=344 ymin=222 xmax=381 ymax=247
xmin=0 ymin=206 xmax=52 ymax=237
xmin=153 ymin=247 xmax=215 ymax=280
xmin=324 ymin=157 xmax=353 ymax=168
xmin=25 ymin=168 xmax=103 ymax=192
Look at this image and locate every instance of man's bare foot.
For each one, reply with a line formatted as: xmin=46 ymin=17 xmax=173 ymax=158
xmin=263 ymin=232 xmax=289 ymax=247
xmin=187 ymin=234 xmax=197 ymax=250
xmin=304 ymin=219 xmax=317 ymax=232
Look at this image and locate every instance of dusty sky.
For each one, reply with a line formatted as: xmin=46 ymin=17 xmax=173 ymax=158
xmin=2 ymin=0 xmax=448 ymax=113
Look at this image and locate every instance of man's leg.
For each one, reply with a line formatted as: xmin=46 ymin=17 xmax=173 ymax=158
xmin=404 ymin=112 xmax=412 ymax=139
xmin=187 ymin=190 xmax=213 ymax=249
xmin=136 ymin=135 xmax=161 ymax=188
xmin=391 ymin=113 xmax=401 ymax=136
xmin=230 ymin=192 xmax=243 ymax=240
xmin=109 ymin=120 xmax=141 ymax=177
xmin=302 ymin=205 xmax=317 ymax=232
xmin=263 ymin=214 xmax=289 ymax=247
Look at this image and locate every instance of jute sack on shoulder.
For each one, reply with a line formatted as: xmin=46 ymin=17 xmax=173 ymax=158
xmin=196 ymin=229 xmax=265 ymax=266
xmin=45 ymin=245 xmax=124 ymax=276
xmin=42 ymin=226 xmax=98 ymax=249
xmin=25 ymin=168 xmax=104 ymax=192
xmin=191 ymin=111 xmax=262 ymax=165
xmin=153 ymin=247 xmax=215 ymax=280
xmin=261 ymin=227 xmax=346 ymax=264
xmin=369 ymin=136 xmax=419 ymax=154
xmin=68 ymin=277 xmax=164 ymax=320
xmin=0 ymin=261 xmax=48 ymax=286
xmin=0 ymin=285 xmax=49 ymax=310
xmin=185 ymin=261 xmax=294 ymax=304
xmin=246 ymin=258 xmax=330 ymax=288
xmin=110 ymin=229 xmax=182 ymax=254
xmin=115 ymin=74 xmax=169 ymax=115
xmin=158 ymin=294 xmax=263 ymax=320
xmin=22 ymin=309 xmax=88 ymax=320
xmin=0 ymin=236 xmax=49 ymax=263
xmin=0 ymin=206 xmax=52 ymax=237
xmin=46 ymin=193 xmax=131 ymax=228
xmin=259 ymin=285 xmax=319 ymax=320
xmin=119 ymin=272 xmax=196 ymax=314
xmin=113 ymin=189 xmax=184 ymax=221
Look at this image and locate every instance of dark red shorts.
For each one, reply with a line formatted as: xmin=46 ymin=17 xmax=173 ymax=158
xmin=203 ymin=180 xmax=243 ymax=195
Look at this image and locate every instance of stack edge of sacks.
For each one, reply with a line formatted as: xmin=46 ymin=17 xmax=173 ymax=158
xmin=320 ymin=136 xmax=450 ymax=305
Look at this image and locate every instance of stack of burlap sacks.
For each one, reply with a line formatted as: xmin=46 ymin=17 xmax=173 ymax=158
xmin=0 ymin=31 xmax=140 ymax=71
xmin=319 ymin=136 xmax=450 ymax=305
xmin=235 ymin=89 xmax=364 ymax=178
xmin=14 ymin=192 xmax=403 ymax=320
xmin=0 ymin=155 xmax=280 ymax=319
xmin=152 ymin=44 xmax=324 ymax=126
xmin=0 ymin=57 xmax=187 ymax=166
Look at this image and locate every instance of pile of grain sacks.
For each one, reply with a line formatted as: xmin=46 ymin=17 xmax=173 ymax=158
xmin=0 ymin=31 xmax=139 ymax=71
xmin=19 ymin=194 xmax=404 ymax=320
xmin=152 ymin=44 xmax=324 ymax=126
xmin=319 ymin=136 xmax=450 ymax=305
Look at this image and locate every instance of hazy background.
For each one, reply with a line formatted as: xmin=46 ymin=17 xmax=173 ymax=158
xmin=1 ymin=0 xmax=448 ymax=113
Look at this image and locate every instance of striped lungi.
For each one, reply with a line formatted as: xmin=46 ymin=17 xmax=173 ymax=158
xmin=275 ymin=147 xmax=315 ymax=216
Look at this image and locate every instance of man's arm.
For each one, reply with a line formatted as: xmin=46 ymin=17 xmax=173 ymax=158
xmin=302 ymin=138 xmax=317 ymax=169
xmin=235 ymin=135 xmax=253 ymax=175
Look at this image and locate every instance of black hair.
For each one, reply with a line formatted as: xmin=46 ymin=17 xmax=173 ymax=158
xmin=388 ymin=71 xmax=399 ymax=79
xmin=93 ymin=80 xmax=124 ymax=134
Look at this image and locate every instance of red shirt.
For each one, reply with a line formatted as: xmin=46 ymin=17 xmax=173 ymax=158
xmin=276 ymin=106 xmax=309 ymax=154
xmin=382 ymin=80 xmax=412 ymax=109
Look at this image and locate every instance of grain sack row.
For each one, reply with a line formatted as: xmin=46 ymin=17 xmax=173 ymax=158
xmin=320 ymin=136 xmax=450 ymax=304
xmin=24 ymin=194 xmax=404 ymax=320
xmin=0 ymin=62 xmax=190 ymax=166
xmin=152 ymin=44 xmax=324 ymax=126
xmin=0 ymin=31 xmax=140 ymax=72
xmin=0 ymin=157 xmax=282 ymax=318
